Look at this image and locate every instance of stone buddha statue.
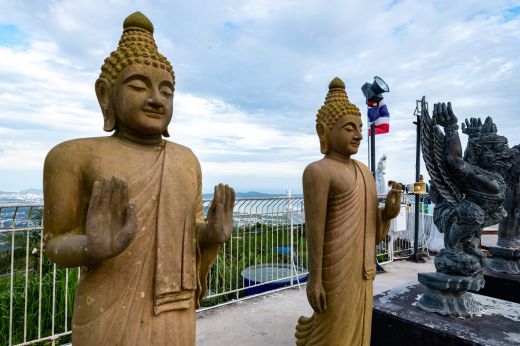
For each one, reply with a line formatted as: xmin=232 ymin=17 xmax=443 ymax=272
xmin=294 ymin=77 xmax=401 ymax=346
xmin=43 ymin=12 xmax=234 ymax=345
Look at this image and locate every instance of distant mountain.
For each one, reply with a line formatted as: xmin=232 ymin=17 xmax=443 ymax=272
xmin=1 ymin=189 xmax=295 ymax=204
xmin=202 ymin=191 xmax=286 ymax=199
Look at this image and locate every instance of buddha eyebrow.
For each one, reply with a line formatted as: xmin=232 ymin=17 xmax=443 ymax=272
xmin=342 ymin=122 xmax=361 ymax=129
xmin=159 ymin=80 xmax=174 ymax=89
xmin=123 ymin=74 xmax=149 ymax=85
xmin=122 ymin=75 xmax=173 ymax=90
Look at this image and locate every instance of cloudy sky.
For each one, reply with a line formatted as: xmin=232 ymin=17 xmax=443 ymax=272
xmin=0 ymin=0 xmax=519 ymax=193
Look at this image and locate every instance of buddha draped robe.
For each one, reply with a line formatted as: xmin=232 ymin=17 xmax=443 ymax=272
xmin=295 ymin=161 xmax=391 ymax=346
xmin=66 ymin=139 xmax=215 ymax=346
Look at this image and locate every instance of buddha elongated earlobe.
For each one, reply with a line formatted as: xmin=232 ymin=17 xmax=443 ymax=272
xmin=103 ymin=108 xmax=117 ymax=132
xmin=316 ymin=123 xmax=328 ymax=154
xmin=162 ymin=128 xmax=170 ymax=137
xmin=95 ymin=78 xmax=117 ymax=132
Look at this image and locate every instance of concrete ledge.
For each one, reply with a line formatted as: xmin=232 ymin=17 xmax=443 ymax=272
xmin=475 ymin=268 xmax=520 ymax=304
xmin=372 ymin=283 xmax=520 ymax=346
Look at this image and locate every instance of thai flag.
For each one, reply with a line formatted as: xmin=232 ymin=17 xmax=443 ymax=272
xmin=367 ymin=99 xmax=390 ymax=136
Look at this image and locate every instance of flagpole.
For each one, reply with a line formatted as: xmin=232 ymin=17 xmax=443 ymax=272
xmin=370 ymin=123 xmax=376 ymax=178
xmin=367 ymin=127 xmax=371 ymax=171
xmin=370 ymin=121 xmax=384 ymax=273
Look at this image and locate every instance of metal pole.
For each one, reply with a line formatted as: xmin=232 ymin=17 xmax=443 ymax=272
xmin=413 ymin=113 xmax=421 ymax=262
xmin=370 ymin=122 xmax=385 ymax=273
xmin=367 ymin=129 xmax=371 ymax=171
xmin=370 ymin=123 xmax=376 ymax=178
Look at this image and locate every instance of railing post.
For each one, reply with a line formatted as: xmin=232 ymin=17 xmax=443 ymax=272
xmin=288 ymin=189 xmax=294 ymax=286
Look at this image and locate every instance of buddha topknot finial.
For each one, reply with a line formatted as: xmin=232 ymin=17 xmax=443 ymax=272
xmin=328 ymin=77 xmax=345 ymax=90
xmin=123 ymin=11 xmax=154 ymax=33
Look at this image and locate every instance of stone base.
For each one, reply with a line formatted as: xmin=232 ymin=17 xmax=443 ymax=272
xmin=475 ymin=267 xmax=520 ymax=304
xmin=416 ymin=271 xmax=485 ymax=317
xmin=487 ymin=246 xmax=520 ymax=274
xmin=371 ymin=283 xmax=520 ymax=346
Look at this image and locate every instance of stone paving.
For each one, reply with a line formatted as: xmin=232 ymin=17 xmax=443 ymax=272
xmin=196 ymin=258 xmax=436 ymax=346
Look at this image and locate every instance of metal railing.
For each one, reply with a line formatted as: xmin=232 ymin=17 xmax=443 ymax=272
xmin=1 ymin=196 xmax=430 ymax=345
xmin=201 ymin=196 xmax=307 ymax=310
xmin=0 ymin=204 xmax=77 ymax=346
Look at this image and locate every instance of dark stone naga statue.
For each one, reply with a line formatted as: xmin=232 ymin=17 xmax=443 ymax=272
xmin=488 ymin=143 xmax=520 ymax=274
xmin=417 ymin=97 xmax=511 ymax=317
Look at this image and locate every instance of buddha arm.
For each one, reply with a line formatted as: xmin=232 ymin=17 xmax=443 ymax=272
xmin=376 ymin=181 xmax=401 ymax=243
xmin=194 ymin=169 xmax=220 ymax=304
xmin=376 ymin=207 xmax=392 ymax=244
xmin=43 ymin=146 xmax=92 ymax=268
xmin=303 ymin=165 xmax=328 ymax=285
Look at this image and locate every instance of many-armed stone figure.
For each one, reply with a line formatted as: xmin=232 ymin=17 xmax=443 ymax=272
xmin=419 ymin=97 xmax=511 ymax=317
xmin=489 ymin=142 xmax=520 ymax=274
xmin=43 ymin=12 xmax=234 ymax=346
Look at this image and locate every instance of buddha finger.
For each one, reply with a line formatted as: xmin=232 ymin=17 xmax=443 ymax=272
xmin=100 ymin=178 xmax=111 ymax=209
xmin=124 ymin=204 xmax=136 ymax=228
xmin=320 ymin=293 xmax=327 ymax=311
xmin=212 ymin=185 xmax=220 ymax=212
xmin=120 ymin=180 xmax=129 ymax=208
xmin=224 ymin=184 xmax=231 ymax=211
xmin=230 ymin=188 xmax=236 ymax=210
xmin=110 ymin=176 xmax=122 ymax=216
xmin=310 ymin=296 xmax=317 ymax=312
xmin=90 ymin=181 xmax=102 ymax=209
xmin=219 ymin=183 xmax=225 ymax=205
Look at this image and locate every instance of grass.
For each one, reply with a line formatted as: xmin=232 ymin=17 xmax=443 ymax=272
xmin=1 ymin=223 xmax=307 ymax=344
xmin=203 ymin=223 xmax=307 ymax=307
xmin=0 ymin=253 xmax=78 ymax=346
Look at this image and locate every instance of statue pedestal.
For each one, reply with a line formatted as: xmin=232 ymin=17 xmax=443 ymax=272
xmin=416 ymin=271 xmax=485 ymax=317
xmin=371 ymin=283 xmax=520 ymax=346
xmin=487 ymin=246 xmax=520 ymax=274
xmin=474 ymin=267 xmax=520 ymax=304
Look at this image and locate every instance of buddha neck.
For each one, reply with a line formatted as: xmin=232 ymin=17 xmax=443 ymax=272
xmin=115 ymin=128 xmax=164 ymax=146
xmin=325 ymin=152 xmax=353 ymax=165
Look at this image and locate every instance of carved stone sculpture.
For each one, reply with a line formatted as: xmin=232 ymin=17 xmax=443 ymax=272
xmin=376 ymin=154 xmax=387 ymax=195
xmin=294 ymin=77 xmax=401 ymax=346
xmin=43 ymin=12 xmax=235 ymax=345
xmin=488 ymin=144 xmax=520 ymax=274
xmin=419 ymin=97 xmax=510 ymax=317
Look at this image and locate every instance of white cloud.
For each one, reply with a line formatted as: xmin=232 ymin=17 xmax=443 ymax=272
xmin=0 ymin=0 xmax=519 ymax=193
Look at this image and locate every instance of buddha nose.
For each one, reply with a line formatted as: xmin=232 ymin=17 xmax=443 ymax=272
xmin=147 ymin=88 xmax=164 ymax=109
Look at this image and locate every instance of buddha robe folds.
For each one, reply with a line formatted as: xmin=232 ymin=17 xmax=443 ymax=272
xmin=295 ymin=162 xmax=390 ymax=346
xmin=70 ymin=140 xmax=212 ymax=346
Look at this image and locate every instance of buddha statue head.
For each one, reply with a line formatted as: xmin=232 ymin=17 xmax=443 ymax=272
xmin=95 ymin=12 xmax=175 ymax=138
xmin=316 ymin=77 xmax=363 ymax=155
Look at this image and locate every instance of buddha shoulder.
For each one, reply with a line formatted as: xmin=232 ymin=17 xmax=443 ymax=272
xmin=164 ymin=139 xmax=199 ymax=164
xmin=303 ymin=159 xmax=332 ymax=181
xmin=45 ymin=137 xmax=116 ymax=161
xmin=353 ymin=159 xmax=370 ymax=174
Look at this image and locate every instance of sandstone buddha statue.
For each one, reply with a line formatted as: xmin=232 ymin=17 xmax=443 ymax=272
xmin=295 ymin=77 xmax=401 ymax=346
xmin=43 ymin=12 xmax=235 ymax=345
